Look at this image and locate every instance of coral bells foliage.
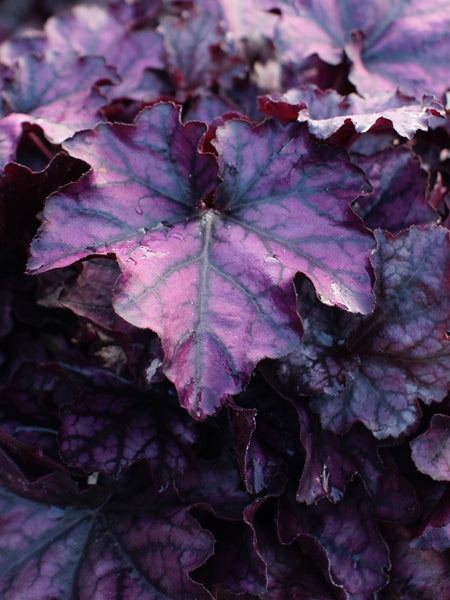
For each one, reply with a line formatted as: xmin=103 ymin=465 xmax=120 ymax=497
xmin=0 ymin=1 xmax=450 ymax=599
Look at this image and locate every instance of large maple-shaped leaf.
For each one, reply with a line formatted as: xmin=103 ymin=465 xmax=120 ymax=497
xmin=28 ymin=103 xmax=374 ymax=419
xmin=0 ymin=483 xmax=214 ymax=600
xmin=257 ymin=0 xmax=450 ymax=97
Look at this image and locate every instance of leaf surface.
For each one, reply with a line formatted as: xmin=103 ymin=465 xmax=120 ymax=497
xmin=410 ymin=415 xmax=450 ymax=481
xmin=1 ymin=51 xmax=118 ymax=142
xmin=257 ymin=0 xmax=450 ymax=97
xmin=28 ymin=103 xmax=375 ymax=418
xmin=0 ymin=485 xmax=214 ymax=600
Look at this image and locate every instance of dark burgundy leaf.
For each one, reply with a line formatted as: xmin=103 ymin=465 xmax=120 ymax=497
xmin=378 ymin=526 xmax=450 ymax=600
xmin=158 ymin=8 xmax=245 ymax=93
xmin=1 ymin=51 xmax=118 ymax=142
xmin=257 ymin=0 xmax=450 ymax=97
xmin=175 ymin=455 xmax=251 ymax=521
xmin=28 ymin=103 xmax=374 ymax=418
xmin=296 ymin=406 xmax=386 ymax=505
xmin=350 ymin=146 xmax=437 ymax=232
xmin=411 ymin=486 xmax=450 ymax=552
xmin=59 ymin=383 xmax=198 ymax=486
xmin=278 ymin=487 xmax=390 ymax=599
xmin=0 ymin=484 xmax=214 ymax=600
xmin=244 ymin=498 xmax=343 ymax=600
xmin=259 ymin=86 xmax=443 ymax=141
xmin=192 ymin=512 xmax=267 ymax=597
xmin=410 ymin=415 xmax=450 ymax=481
xmin=231 ymin=388 xmax=300 ymax=495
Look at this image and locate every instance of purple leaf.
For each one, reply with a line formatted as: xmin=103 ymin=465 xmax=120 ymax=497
xmin=378 ymin=526 xmax=450 ymax=600
xmin=1 ymin=51 xmax=118 ymax=143
xmin=296 ymin=406 xmax=386 ymax=505
xmin=259 ymin=87 xmax=444 ymax=141
xmin=410 ymin=415 xmax=450 ymax=481
xmin=0 ymin=113 xmax=33 ymax=169
xmin=411 ymin=486 xmax=450 ymax=552
xmin=0 ymin=484 xmax=214 ymax=600
xmin=45 ymin=3 xmax=165 ymax=101
xmin=28 ymin=103 xmax=375 ymax=418
xmin=278 ymin=487 xmax=390 ymax=599
xmin=59 ymin=383 xmax=198 ymax=485
xmin=350 ymin=146 xmax=437 ymax=232
xmin=244 ymin=499 xmax=339 ymax=600
xmin=268 ymin=227 xmax=450 ymax=438
xmin=314 ymin=226 xmax=450 ymax=438
xmin=257 ymin=0 xmax=450 ymax=98
xmin=158 ymin=8 xmax=245 ymax=93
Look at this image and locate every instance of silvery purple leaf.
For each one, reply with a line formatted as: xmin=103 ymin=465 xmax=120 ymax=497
xmin=1 ymin=51 xmax=118 ymax=143
xmin=411 ymin=486 xmax=450 ymax=552
xmin=378 ymin=527 xmax=450 ymax=600
xmin=28 ymin=103 xmax=375 ymax=419
xmin=410 ymin=415 xmax=450 ymax=481
xmin=158 ymin=8 xmax=245 ymax=93
xmin=0 ymin=484 xmax=214 ymax=600
xmin=315 ymin=227 xmax=449 ymax=438
xmin=278 ymin=486 xmax=390 ymax=599
xmin=257 ymin=0 xmax=450 ymax=98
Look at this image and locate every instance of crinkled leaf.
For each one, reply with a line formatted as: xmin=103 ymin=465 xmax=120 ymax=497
xmin=158 ymin=8 xmax=245 ymax=92
xmin=411 ymin=486 xmax=450 ymax=552
xmin=410 ymin=415 xmax=450 ymax=481
xmin=28 ymin=103 xmax=374 ymax=418
xmin=351 ymin=146 xmax=437 ymax=232
xmin=243 ymin=499 xmax=339 ymax=600
xmin=379 ymin=526 xmax=450 ymax=600
xmin=259 ymin=87 xmax=443 ymax=141
xmin=45 ymin=3 xmax=165 ymax=101
xmin=296 ymin=406 xmax=386 ymax=504
xmin=269 ymin=227 xmax=450 ymax=438
xmin=258 ymin=0 xmax=450 ymax=97
xmin=0 ymin=484 xmax=214 ymax=600
xmin=231 ymin=384 xmax=300 ymax=494
xmin=278 ymin=486 xmax=390 ymax=599
xmin=1 ymin=51 xmax=118 ymax=142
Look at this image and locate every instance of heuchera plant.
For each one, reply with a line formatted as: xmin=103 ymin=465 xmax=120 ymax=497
xmin=0 ymin=1 xmax=449 ymax=598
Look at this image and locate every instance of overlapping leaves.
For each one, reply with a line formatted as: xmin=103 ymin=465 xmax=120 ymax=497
xmin=28 ymin=101 xmax=375 ymax=418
